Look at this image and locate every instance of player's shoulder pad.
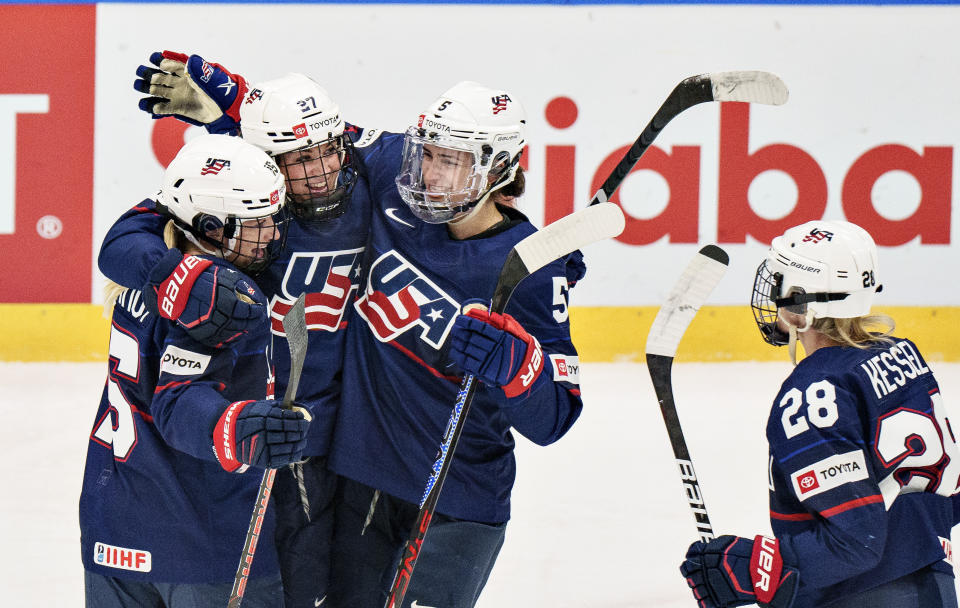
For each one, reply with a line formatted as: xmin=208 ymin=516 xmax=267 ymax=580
xmin=353 ymin=127 xmax=383 ymax=149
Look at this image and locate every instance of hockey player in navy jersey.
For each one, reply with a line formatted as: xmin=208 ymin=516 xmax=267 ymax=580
xmin=680 ymin=220 xmax=958 ymax=608
xmin=100 ymin=54 xmax=371 ymax=608
xmin=115 ymin=52 xmax=585 ymax=607
xmin=80 ymin=134 xmax=312 ymax=607
xmin=325 ymin=81 xmax=586 ymax=608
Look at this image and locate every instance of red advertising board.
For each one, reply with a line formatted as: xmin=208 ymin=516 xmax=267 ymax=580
xmin=0 ymin=5 xmax=96 ymax=302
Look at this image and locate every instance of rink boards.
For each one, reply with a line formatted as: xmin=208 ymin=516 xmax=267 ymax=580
xmin=3 ymin=303 xmax=957 ymax=362
xmin=2 ymin=3 xmax=960 ymax=360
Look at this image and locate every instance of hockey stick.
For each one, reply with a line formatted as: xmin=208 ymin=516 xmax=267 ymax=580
xmin=385 ymin=70 xmax=787 ymax=608
xmin=589 ymin=70 xmax=788 ymax=207
xmin=385 ymin=202 xmax=626 ymax=608
xmin=227 ymin=293 xmax=308 ymax=608
xmin=645 ymin=245 xmax=729 ymax=543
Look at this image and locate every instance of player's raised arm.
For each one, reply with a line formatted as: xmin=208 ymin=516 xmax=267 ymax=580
xmin=134 ymin=50 xmax=247 ymax=134
xmin=97 ymin=51 xmax=266 ymax=346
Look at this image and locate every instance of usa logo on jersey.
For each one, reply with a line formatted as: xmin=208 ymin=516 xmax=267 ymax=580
xmin=270 ymin=249 xmax=363 ymax=335
xmin=354 ymin=250 xmax=459 ymax=349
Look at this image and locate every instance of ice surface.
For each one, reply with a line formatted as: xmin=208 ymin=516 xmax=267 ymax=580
xmin=3 ymin=361 xmax=958 ymax=606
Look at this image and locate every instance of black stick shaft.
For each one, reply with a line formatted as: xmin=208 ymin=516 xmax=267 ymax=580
xmin=593 ymin=76 xmax=712 ymax=205
xmin=648 ymin=352 xmax=714 ymax=543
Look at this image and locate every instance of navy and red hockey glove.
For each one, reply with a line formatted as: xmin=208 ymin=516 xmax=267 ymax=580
xmin=680 ymin=535 xmax=799 ymax=608
xmin=213 ymin=400 xmax=312 ymax=473
xmin=448 ymin=302 xmax=546 ymax=398
xmin=143 ymin=249 xmax=267 ymax=348
xmin=134 ymin=50 xmax=247 ymax=134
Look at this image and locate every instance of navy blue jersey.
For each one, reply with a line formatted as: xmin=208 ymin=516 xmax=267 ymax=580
xmin=79 ymin=261 xmax=279 ymax=583
xmin=328 ymin=132 xmax=584 ymax=524
xmin=98 ymin=166 xmax=371 ymax=456
xmin=766 ymin=338 xmax=956 ymax=607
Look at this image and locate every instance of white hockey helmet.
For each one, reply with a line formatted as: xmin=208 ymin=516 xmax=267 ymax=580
xmin=157 ymin=133 xmax=287 ymax=273
xmin=751 ymin=220 xmax=882 ymax=345
xmin=395 ymin=81 xmax=526 ymax=223
xmin=239 ymin=73 xmax=357 ymax=223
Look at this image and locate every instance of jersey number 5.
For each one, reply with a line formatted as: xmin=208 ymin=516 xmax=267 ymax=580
xmin=91 ymin=324 xmax=140 ymax=461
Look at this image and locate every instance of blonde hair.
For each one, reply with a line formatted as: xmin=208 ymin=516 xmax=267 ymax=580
xmin=811 ymin=313 xmax=896 ymax=349
xmin=102 ymin=220 xmax=179 ymax=318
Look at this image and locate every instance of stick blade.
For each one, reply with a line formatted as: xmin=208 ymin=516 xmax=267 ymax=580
xmin=280 ymin=293 xmax=308 ymax=405
xmin=708 ymin=71 xmax=789 ymax=106
xmin=645 ymin=245 xmax=730 ymax=359
xmin=514 ymin=202 xmax=626 ymax=275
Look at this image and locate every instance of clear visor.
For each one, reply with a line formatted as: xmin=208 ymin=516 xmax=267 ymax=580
xmin=395 ymin=127 xmax=487 ymax=223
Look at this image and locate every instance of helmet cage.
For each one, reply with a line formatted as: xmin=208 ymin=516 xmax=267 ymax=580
xmin=156 ymin=134 xmax=289 ymax=275
xmin=751 ymin=260 xmax=790 ymax=346
xmin=160 ymin=192 xmax=290 ymax=276
xmin=274 ymin=135 xmax=358 ymax=223
xmin=239 ymin=73 xmax=356 ymax=224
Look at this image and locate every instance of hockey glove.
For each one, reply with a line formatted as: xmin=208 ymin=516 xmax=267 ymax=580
xmin=448 ymin=302 xmax=545 ymax=398
xmin=213 ymin=400 xmax=312 ymax=473
xmin=134 ymin=50 xmax=247 ymax=134
xmin=143 ymin=249 xmax=268 ymax=348
xmin=680 ymin=535 xmax=799 ymax=608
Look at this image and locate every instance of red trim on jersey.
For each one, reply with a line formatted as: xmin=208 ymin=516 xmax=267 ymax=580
xmin=130 ymin=403 xmax=154 ymax=423
xmin=820 ymin=494 xmax=883 ymax=518
xmin=387 ymin=340 xmax=461 ymax=384
xmin=771 ymin=494 xmax=883 ymax=521
xmin=770 ymin=510 xmax=813 ymax=521
xmin=155 ymin=379 xmax=192 ymax=393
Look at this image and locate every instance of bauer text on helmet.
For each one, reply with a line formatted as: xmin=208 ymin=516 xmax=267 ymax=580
xmin=751 ymin=220 xmax=882 ymax=346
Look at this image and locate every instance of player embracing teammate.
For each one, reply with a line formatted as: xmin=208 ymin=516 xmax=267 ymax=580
xmin=94 ymin=51 xmax=585 ymax=608
xmin=80 ymin=134 xmax=312 ymax=607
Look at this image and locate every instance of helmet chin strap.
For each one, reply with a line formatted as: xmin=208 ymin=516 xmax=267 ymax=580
xmin=449 ymin=189 xmax=495 ymax=225
xmin=449 ymin=161 xmax=517 ymax=225
xmin=785 ymin=310 xmax=816 ymax=366
xmin=177 ymin=225 xmax=223 ymax=260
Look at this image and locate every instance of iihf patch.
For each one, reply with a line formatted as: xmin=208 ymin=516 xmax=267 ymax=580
xmin=549 ymin=354 xmax=580 ymax=383
xmin=790 ymin=450 xmax=868 ymax=500
xmin=160 ymin=345 xmax=211 ymax=376
xmin=94 ymin=541 xmax=152 ymax=572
